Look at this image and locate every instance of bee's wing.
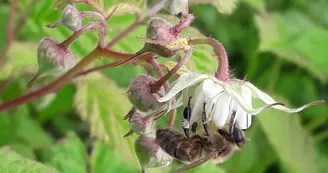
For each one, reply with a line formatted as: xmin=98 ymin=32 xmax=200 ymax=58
xmin=170 ymin=152 xmax=216 ymax=173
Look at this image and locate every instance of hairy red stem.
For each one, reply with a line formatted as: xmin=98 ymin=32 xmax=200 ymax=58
xmin=152 ymin=50 xmax=192 ymax=93
xmin=60 ymin=22 xmax=103 ymax=48
xmin=0 ymin=0 xmax=18 ymax=64
xmin=189 ymin=37 xmax=229 ymax=81
xmin=149 ymin=58 xmax=169 ymax=89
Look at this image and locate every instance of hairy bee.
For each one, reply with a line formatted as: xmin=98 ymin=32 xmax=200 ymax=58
xmin=156 ymin=121 xmax=245 ymax=173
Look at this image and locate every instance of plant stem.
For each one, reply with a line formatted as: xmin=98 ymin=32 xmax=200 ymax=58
xmin=75 ymin=55 xmax=149 ymax=78
xmin=0 ymin=0 xmax=18 ymax=65
xmin=60 ymin=22 xmax=103 ymax=48
xmin=167 ymin=99 xmax=177 ymax=127
xmin=0 ymin=80 xmax=10 ymax=97
xmin=84 ymin=0 xmax=104 ymax=15
xmin=74 ymin=61 xmax=120 ymax=77
xmin=152 ymin=50 xmax=191 ymax=93
xmin=149 ymin=58 xmax=176 ymax=127
xmin=189 ymin=37 xmax=229 ymax=81
xmin=149 ymin=58 xmax=169 ymax=89
xmin=81 ymin=11 xmax=106 ymax=24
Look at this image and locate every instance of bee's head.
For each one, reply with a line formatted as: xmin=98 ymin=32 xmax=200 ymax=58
xmin=218 ymin=126 xmax=245 ymax=148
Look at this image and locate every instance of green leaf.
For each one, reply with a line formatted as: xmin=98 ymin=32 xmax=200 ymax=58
xmin=189 ymin=0 xmax=239 ymax=15
xmin=160 ymin=61 xmax=190 ymax=76
xmin=54 ymin=0 xmax=80 ymax=10
xmin=0 ymin=42 xmax=38 ymax=80
xmin=106 ymin=2 xmax=141 ymax=17
xmin=12 ymin=106 xmax=54 ymax=149
xmin=9 ymin=143 xmax=36 ymax=160
xmin=255 ymin=11 xmax=328 ymax=83
xmin=38 ymin=84 xmax=76 ymax=121
xmin=0 ymin=5 xmax=9 ymax=48
xmin=95 ymin=0 xmax=104 ymax=9
xmin=91 ymin=141 xmax=139 ymax=173
xmin=41 ymin=132 xmax=88 ymax=173
xmin=257 ymin=98 xmax=319 ymax=173
xmin=242 ymin=0 xmax=265 ymax=11
xmin=73 ymin=72 xmax=137 ymax=166
xmin=0 ymin=147 xmax=59 ymax=173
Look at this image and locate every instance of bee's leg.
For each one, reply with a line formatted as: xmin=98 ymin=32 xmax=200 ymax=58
xmin=182 ymin=96 xmax=192 ymax=138
xmin=202 ymin=103 xmax=210 ymax=136
xmin=228 ymin=110 xmax=237 ymax=137
xmin=191 ymin=122 xmax=198 ymax=134
xmin=228 ymin=111 xmax=244 ymax=144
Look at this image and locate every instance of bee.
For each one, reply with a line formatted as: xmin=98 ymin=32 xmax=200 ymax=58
xmin=156 ymin=111 xmax=245 ymax=173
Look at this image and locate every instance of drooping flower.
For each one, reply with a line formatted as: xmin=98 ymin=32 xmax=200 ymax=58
xmin=156 ymin=72 xmax=324 ymax=130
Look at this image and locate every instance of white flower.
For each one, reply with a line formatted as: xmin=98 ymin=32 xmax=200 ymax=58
xmin=156 ymin=72 xmax=324 ymax=130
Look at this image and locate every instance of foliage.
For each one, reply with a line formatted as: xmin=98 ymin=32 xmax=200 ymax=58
xmin=0 ymin=0 xmax=327 ymax=173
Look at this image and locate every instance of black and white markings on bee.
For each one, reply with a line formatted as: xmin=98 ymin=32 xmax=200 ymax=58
xmin=181 ymin=97 xmax=210 ymax=138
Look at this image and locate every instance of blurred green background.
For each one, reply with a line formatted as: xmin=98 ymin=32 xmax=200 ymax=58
xmin=0 ymin=0 xmax=328 ymax=173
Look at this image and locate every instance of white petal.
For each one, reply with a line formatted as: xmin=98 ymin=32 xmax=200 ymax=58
xmin=207 ymin=92 xmax=223 ymax=122
xmin=243 ymin=81 xmax=325 ymax=113
xmin=212 ymin=92 xmax=232 ymax=128
xmin=223 ymin=83 xmax=282 ymax=115
xmin=236 ymin=86 xmax=252 ymax=129
xmin=190 ymin=83 xmax=206 ymax=123
xmin=229 ymin=100 xmax=250 ymax=129
xmin=202 ymin=79 xmax=224 ymax=99
xmin=235 ymin=106 xmax=251 ymax=130
xmin=203 ymin=81 xmax=225 ymax=122
xmin=182 ymin=85 xmax=198 ymax=106
xmin=157 ymin=72 xmax=209 ymax=103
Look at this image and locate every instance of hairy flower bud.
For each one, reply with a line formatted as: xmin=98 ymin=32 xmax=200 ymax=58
xmin=27 ymin=38 xmax=76 ymax=88
xmin=124 ymin=111 xmax=153 ymax=137
xmin=47 ymin=5 xmax=82 ymax=31
xmin=147 ymin=0 xmax=189 ymax=15
xmin=134 ymin=133 xmax=173 ymax=171
xmin=143 ymin=17 xmax=178 ymax=58
xmin=126 ymin=75 xmax=166 ymax=112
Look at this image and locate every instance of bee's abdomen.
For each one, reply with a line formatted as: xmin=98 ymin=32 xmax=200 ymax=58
xmin=156 ymin=129 xmax=182 ymax=156
xmin=156 ymin=129 xmax=203 ymax=162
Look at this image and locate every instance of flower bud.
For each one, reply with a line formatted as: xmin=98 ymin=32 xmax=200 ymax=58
xmin=47 ymin=5 xmax=82 ymax=31
xmin=143 ymin=17 xmax=178 ymax=58
xmin=27 ymin=38 xmax=76 ymax=88
xmin=129 ymin=112 xmax=153 ymax=135
xmin=126 ymin=75 xmax=166 ymax=112
xmin=134 ymin=133 xmax=173 ymax=170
